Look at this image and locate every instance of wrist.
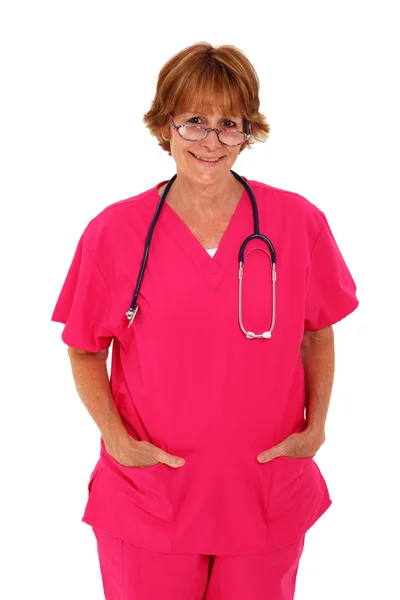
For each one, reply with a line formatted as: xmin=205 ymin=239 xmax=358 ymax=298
xmin=101 ymin=420 xmax=130 ymax=450
xmin=305 ymin=423 xmax=326 ymax=441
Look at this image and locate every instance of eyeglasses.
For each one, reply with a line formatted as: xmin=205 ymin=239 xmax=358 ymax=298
xmin=169 ymin=115 xmax=252 ymax=147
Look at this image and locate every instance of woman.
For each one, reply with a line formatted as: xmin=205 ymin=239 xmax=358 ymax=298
xmin=52 ymin=42 xmax=359 ymax=600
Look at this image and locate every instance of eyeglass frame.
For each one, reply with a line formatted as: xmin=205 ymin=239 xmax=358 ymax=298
xmin=168 ymin=114 xmax=252 ymax=147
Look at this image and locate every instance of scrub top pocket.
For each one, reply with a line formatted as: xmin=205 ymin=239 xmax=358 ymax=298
xmin=266 ymin=456 xmax=313 ymax=519
xmin=262 ymin=456 xmax=331 ymax=549
xmin=99 ymin=447 xmax=175 ymax=522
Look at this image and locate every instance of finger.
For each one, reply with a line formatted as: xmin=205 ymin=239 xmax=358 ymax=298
xmin=155 ymin=451 xmax=185 ymax=468
xmin=135 ymin=441 xmax=185 ymax=468
xmin=257 ymin=434 xmax=299 ymax=463
xmin=257 ymin=443 xmax=286 ymax=463
xmin=141 ymin=442 xmax=185 ymax=468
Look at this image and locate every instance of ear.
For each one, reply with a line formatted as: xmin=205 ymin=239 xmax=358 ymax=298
xmin=160 ymin=128 xmax=170 ymax=142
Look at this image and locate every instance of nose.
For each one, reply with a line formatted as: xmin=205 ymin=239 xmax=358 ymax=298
xmin=200 ymin=129 xmax=221 ymax=151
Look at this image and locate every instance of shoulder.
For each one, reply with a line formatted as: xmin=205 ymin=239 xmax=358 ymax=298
xmin=81 ymin=184 xmax=157 ymax=251
xmin=247 ymin=179 xmax=326 ymax=237
xmin=248 ymin=180 xmax=323 ymax=218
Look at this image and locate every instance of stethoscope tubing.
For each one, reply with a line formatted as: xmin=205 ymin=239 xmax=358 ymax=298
xmin=126 ymin=174 xmax=178 ymax=324
xmin=126 ymin=170 xmax=276 ymax=338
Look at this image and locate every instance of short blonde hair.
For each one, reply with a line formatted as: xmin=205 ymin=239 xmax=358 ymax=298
xmin=143 ymin=42 xmax=270 ymax=155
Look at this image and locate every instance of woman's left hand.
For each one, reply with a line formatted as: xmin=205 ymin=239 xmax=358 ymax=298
xmin=256 ymin=427 xmax=325 ymax=463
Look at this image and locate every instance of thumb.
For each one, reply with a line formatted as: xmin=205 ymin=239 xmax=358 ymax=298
xmin=257 ymin=443 xmax=284 ymax=464
xmin=155 ymin=448 xmax=186 ymax=468
xmin=136 ymin=440 xmax=185 ymax=468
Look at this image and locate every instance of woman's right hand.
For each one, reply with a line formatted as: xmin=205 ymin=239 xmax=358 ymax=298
xmin=104 ymin=435 xmax=186 ymax=469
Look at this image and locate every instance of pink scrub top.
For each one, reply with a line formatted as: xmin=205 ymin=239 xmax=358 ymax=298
xmin=51 ymin=177 xmax=359 ymax=555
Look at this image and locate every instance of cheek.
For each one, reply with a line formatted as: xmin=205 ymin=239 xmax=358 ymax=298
xmin=228 ymin=147 xmax=241 ymax=162
xmin=170 ymin=139 xmax=191 ymax=162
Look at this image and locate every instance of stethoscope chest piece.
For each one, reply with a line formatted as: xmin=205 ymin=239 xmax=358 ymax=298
xmin=126 ymin=305 xmax=139 ymax=327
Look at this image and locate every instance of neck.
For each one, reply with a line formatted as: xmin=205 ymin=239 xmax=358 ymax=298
xmin=163 ymin=171 xmax=243 ymax=218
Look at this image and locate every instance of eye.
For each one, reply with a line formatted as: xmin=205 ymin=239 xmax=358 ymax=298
xmin=222 ymin=120 xmax=237 ymax=129
xmin=186 ymin=116 xmax=238 ymax=128
xmin=187 ymin=117 xmax=202 ymax=125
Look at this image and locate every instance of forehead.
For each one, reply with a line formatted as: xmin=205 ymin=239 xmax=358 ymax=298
xmin=172 ymin=82 xmax=245 ymax=120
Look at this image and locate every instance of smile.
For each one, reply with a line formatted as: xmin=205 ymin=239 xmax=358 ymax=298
xmin=189 ymin=152 xmax=224 ymax=163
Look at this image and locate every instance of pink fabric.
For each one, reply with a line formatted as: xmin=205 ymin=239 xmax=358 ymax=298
xmin=52 ymin=178 xmax=359 ymax=554
xmin=93 ymin=526 xmax=305 ymax=600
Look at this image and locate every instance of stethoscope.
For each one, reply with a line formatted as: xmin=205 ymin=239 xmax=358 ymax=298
xmin=126 ymin=170 xmax=276 ymax=339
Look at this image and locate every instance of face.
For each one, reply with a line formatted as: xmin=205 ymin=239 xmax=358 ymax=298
xmin=164 ymin=110 xmax=245 ymax=187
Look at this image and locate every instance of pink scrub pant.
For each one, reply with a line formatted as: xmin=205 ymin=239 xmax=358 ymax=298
xmin=93 ymin=527 xmax=305 ymax=600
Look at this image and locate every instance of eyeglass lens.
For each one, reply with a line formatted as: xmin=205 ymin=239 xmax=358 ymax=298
xmin=179 ymin=126 xmax=245 ymax=145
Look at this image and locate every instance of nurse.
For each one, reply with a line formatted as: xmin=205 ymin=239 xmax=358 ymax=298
xmin=52 ymin=42 xmax=359 ymax=600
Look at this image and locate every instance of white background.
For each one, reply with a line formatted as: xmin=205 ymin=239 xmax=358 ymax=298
xmin=1 ymin=1 xmax=399 ymax=598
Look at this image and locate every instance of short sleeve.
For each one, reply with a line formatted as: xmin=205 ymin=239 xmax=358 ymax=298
xmin=304 ymin=213 xmax=359 ymax=330
xmin=51 ymin=235 xmax=114 ymax=352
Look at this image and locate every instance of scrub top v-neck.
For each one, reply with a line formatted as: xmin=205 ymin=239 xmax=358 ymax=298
xmin=51 ymin=177 xmax=359 ymax=555
xmin=154 ymin=185 xmax=248 ymax=290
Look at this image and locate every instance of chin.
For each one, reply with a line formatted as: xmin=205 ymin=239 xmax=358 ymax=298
xmin=186 ymin=160 xmax=233 ymax=179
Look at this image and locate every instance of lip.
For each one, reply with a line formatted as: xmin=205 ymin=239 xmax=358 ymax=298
xmin=189 ymin=151 xmax=225 ymax=165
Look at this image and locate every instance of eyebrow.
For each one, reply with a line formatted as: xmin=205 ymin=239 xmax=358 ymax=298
xmin=182 ymin=112 xmax=239 ymax=120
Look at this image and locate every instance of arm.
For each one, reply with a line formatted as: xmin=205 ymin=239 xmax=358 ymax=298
xmin=300 ymin=325 xmax=335 ymax=437
xmin=257 ymin=325 xmax=335 ymax=462
xmin=67 ymin=347 xmax=186 ymax=467
xmin=67 ymin=346 xmax=129 ymax=454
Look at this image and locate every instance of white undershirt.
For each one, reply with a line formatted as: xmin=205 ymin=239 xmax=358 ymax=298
xmin=206 ymin=247 xmax=218 ymax=257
